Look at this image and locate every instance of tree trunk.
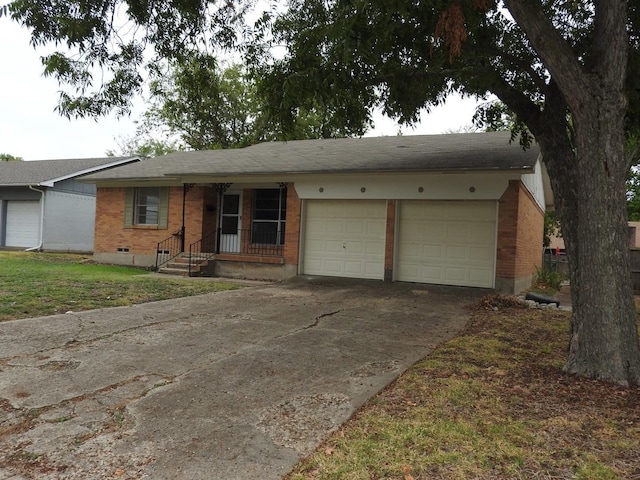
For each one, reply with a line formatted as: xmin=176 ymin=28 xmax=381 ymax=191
xmin=504 ymin=0 xmax=640 ymax=386
xmin=541 ymin=101 xmax=640 ymax=387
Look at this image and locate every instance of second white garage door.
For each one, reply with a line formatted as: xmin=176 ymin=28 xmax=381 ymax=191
xmin=303 ymin=200 xmax=386 ymax=280
xmin=5 ymin=200 xmax=41 ymax=248
xmin=396 ymin=200 xmax=496 ymax=288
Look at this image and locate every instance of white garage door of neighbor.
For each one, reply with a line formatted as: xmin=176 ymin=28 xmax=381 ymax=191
xmin=303 ymin=200 xmax=387 ymax=280
xmin=396 ymin=200 xmax=496 ymax=288
xmin=5 ymin=201 xmax=41 ymax=248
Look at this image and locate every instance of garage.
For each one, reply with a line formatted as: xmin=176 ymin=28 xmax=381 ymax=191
xmin=302 ymin=199 xmax=386 ymax=279
xmin=5 ymin=200 xmax=41 ymax=248
xmin=396 ymin=200 xmax=497 ymax=288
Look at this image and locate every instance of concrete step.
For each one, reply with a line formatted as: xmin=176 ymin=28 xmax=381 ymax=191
xmin=165 ymin=261 xmax=191 ymax=270
xmin=158 ymin=256 xmax=212 ymax=277
xmin=171 ymin=257 xmax=193 ymax=264
xmin=157 ymin=267 xmax=191 ymax=277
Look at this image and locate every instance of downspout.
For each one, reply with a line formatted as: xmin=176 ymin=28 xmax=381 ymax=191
xmin=26 ymin=185 xmax=45 ymax=252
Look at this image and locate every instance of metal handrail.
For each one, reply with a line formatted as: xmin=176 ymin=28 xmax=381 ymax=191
xmin=188 ymin=231 xmax=217 ymax=276
xmin=187 ymin=228 xmax=284 ymax=275
xmin=217 ymin=228 xmax=284 ymax=257
xmin=155 ymin=229 xmax=184 ymax=270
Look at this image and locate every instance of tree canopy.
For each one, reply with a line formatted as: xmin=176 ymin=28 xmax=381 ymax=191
xmin=4 ymin=0 xmax=640 ymax=385
xmin=0 ymin=153 xmax=23 ymax=161
xmin=107 ymin=55 xmax=359 ymax=157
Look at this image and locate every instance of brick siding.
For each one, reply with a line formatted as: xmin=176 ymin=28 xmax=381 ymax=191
xmin=384 ymin=200 xmax=396 ymax=281
xmin=94 ymin=186 xmax=209 ymax=255
xmin=496 ymin=180 xmax=544 ymax=280
xmin=95 ymin=184 xmax=301 ymax=266
xmin=283 ymin=185 xmax=302 ymax=266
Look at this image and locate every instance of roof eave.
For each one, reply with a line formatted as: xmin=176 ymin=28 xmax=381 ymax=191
xmin=50 ymin=157 xmax=142 ymax=185
xmin=171 ymin=165 xmax=536 ymax=178
xmin=87 ymin=165 xmax=536 ymax=185
xmin=89 ymin=176 xmax=181 ymax=186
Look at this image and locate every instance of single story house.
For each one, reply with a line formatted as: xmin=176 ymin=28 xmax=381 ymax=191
xmin=0 ymin=157 xmax=139 ymax=252
xmin=83 ymin=132 xmax=552 ymax=293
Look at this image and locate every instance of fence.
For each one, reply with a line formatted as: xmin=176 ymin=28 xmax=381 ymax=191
xmin=631 ymin=248 xmax=640 ymax=294
xmin=546 ymin=248 xmax=640 ymax=294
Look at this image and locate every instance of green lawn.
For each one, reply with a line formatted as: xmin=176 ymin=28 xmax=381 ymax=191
xmin=0 ymin=252 xmax=241 ymax=321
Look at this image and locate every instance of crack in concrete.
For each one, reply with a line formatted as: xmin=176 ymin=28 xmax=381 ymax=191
xmin=1 ymin=319 xmax=178 ymax=366
xmin=65 ymin=318 xmax=171 ymax=346
xmin=304 ymin=310 xmax=342 ymax=330
xmin=273 ymin=310 xmax=343 ymax=340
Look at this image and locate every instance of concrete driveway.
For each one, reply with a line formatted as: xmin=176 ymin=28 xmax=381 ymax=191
xmin=0 ymin=276 xmax=483 ymax=479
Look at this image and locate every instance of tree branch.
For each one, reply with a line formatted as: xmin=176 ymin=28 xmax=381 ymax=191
xmin=463 ymin=44 xmax=548 ymax=92
xmin=592 ymin=0 xmax=628 ymax=92
xmin=488 ymin=75 xmax=545 ymax=136
xmin=503 ymin=0 xmax=591 ymax=112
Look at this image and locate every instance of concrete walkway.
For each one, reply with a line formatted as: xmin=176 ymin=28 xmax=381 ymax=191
xmin=0 ymin=277 xmax=483 ymax=479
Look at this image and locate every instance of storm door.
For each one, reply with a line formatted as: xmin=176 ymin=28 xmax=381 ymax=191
xmin=220 ymin=193 xmax=242 ymax=253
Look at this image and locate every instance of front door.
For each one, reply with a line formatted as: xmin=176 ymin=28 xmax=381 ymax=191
xmin=220 ymin=193 xmax=242 ymax=253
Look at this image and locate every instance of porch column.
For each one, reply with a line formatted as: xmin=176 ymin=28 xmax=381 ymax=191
xmin=181 ymin=184 xmax=195 ymax=252
xmin=279 ymin=182 xmax=288 ymax=246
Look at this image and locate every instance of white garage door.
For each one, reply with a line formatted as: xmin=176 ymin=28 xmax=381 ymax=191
xmin=303 ymin=200 xmax=386 ymax=280
xmin=396 ymin=200 xmax=496 ymax=288
xmin=5 ymin=201 xmax=41 ymax=248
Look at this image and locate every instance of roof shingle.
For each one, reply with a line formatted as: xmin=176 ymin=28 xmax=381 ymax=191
xmin=0 ymin=157 xmax=138 ymax=187
xmin=83 ymin=132 xmax=540 ymax=182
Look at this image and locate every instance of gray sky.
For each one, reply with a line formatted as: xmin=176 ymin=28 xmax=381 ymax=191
xmin=0 ymin=19 xmax=479 ymax=161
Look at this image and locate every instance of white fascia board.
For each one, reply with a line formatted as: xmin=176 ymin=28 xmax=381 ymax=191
xmin=293 ymin=171 xmax=520 ymax=200
xmin=93 ymin=179 xmax=181 ymax=188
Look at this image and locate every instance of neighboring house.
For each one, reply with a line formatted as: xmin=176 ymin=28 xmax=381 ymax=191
xmin=0 ymin=157 xmax=140 ymax=252
xmin=550 ymin=222 xmax=640 ymax=253
xmin=630 ymin=222 xmax=640 ymax=248
xmin=82 ymin=132 xmax=553 ymax=293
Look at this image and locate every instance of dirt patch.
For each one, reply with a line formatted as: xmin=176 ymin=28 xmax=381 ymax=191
xmin=257 ymin=394 xmax=352 ymax=455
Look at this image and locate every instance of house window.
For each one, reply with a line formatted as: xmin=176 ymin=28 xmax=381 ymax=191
xmin=252 ymin=188 xmax=287 ymax=245
xmin=134 ymin=187 xmax=160 ymax=225
xmin=124 ymin=187 xmax=168 ymax=229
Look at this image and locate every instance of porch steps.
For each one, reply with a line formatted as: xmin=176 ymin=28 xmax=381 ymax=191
xmin=157 ymin=254 xmax=213 ymax=277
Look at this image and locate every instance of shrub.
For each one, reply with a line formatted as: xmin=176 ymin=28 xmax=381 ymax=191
xmin=534 ymin=266 xmax=563 ymax=291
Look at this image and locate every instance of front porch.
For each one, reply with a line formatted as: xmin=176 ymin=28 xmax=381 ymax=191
xmin=155 ymin=227 xmax=285 ymax=278
xmin=147 ymin=182 xmax=298 ymax=281
xmin=92 ymin=181 xmax=300 ymax=280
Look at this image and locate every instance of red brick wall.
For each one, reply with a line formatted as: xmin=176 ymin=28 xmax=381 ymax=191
xmin=182 ymin=186 xmax=208 ymax=246
xmin=384 ymin=200 xmax=396 ymax=281
xmin=93 ymin=187 xmax=126 ymax=254
xmin=496 ymin=180 xmax=544 ymax=280
xmin=94 ymin=186 xmax=207 ymax=255
xmin=284 ymin=185 xmax=301 ymax=266
xmin=95 ymin=185 xmax=300 ymax=264
xmin=514 ymin=183 xmax=544 ymax=276
xmin=242 ymin=190 xmax=253 ymax=231
xmin=202 ymin=187 xmax=219 ymax=239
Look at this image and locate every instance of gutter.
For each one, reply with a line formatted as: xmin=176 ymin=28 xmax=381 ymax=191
xmin=25 ymin=185 xmax=45 ymax=252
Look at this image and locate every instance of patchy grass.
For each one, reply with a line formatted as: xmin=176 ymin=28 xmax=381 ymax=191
xmin=287 ymin=297 xmax=640 ymax=480
xmin=0 ymin=252 xmax=242 ymax=321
